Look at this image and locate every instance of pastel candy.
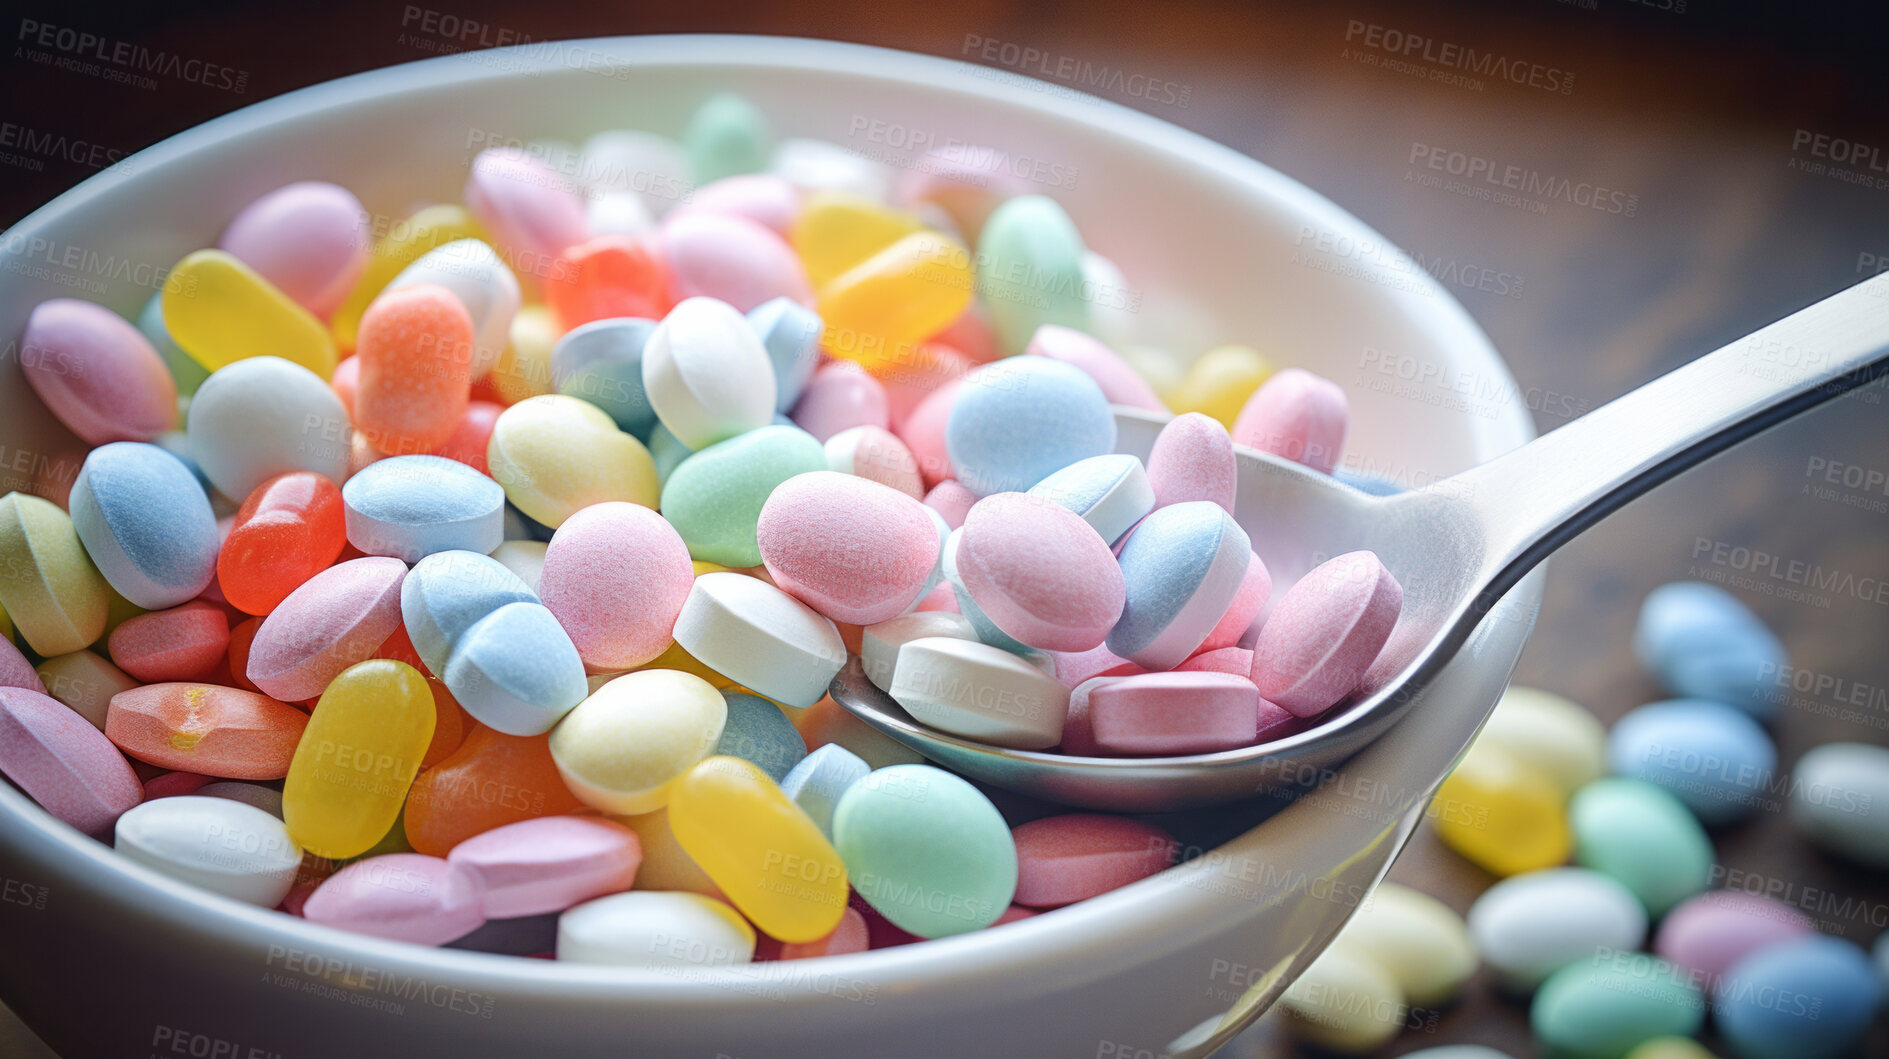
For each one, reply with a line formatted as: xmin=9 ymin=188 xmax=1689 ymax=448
xmin=303 ymin=853 xmax=484 ymax=946
xmin=1336 ymin=882 xmax=1477 ymax=1007
xmin=832 ymin=765 xmax=1016 ymax=938
xmin=1231 ymin=367 xmax=1348 ymax=474
xmin=686 ymin=93 xmax=769 ymax=183
xmin=791 ymin=361 xmax=890 ymax=443
xmin=1085 ymin=672 xmax=1275 ymax=755
xmin=1632 ymin=581 xmax=1787 ymax=720
xmin=330 ymin=203 xmax=486 ymax=351
xmin=660 ymin=211 xmax=811 ymax=313
xmin=1474 ymin=686 xmax=1606 ymax=799
xmin=1569 ymin=778 xmax=1713 ymax=916
xmin=976 ymin=196 xmax=1090 ymax=354
xmin=69 ymin=442 xmax=219 ymax=610
xmin=386 ymin=238 xmax=521 ymax=378
xmin=779 ymin=743 xmax=870 ymax=837
xmin=792 ymin=190 xmax=925 ymax=289
xmin=20 ymin=299 xmax=177 ymax=444
xmin=672 ymin=173 xmax=798 ymax=235
xmin=354 ymin=284 xmax=474 ymax=454
xmin=940 ymin=531 xmax=1033 ymax=655
xmin=1146 ymin=412 xmax=1236 ymax=512
xmin=113 ymin=795 xmax=300 ymax=907
xmin=824 ymin=426 xmax=923 ymax=499
xmin=1250 ymin=549 xmax=1402 ymax=716
xmin=106 ymin=683 xmax=307 ymax=779
xmin=900 ymin=377 xmax=962 ymax=488
xmin=861 ymin=611 xmax=976 ymax=691
xmin=550 ymin=317 xmax=658 ymax=434
xmin=1653 ymin=891 xmax=1813 ymax=986
xmin=0 ymin=685 xmax=142 ymax=838
xmin=889 ymin=637 xmax=1069 ymax=750
xmin=1025 ymin=325 xmax=1167 ymax=413
xmin=557 ymin=891 xmax=754 ymax=967
xmin=447 ymin=815 xmax=643 ymax=918
xmin=545 ymin=234 xmax=669 ymax=330
xmin=161 ymin=249 xmax=337 ymax=378
xmin=1010 ymin=814 xmax=1176 ymax=908
xmin=443 ymin=601 xmax=588 ymax=736
xmin=341 ymin=455 xmax=504 ymax=563
xmin=748 ymin=297 xmax=823 ymax=411
xmin=1467 ymin=867 xmax=1648 ymax=990
xmin=540 ymin=502 xmax=692 ymax=670
xmin=756 ymin=471 xmax=939 ymax=625
xmin=0 ymin=637 xmax=44 ymax=694
xmin=549 ymin=669 xmax=727 ymax=815
xmin=1530 ymin=954 xmax=1703 ymax=1059
xmin=1171 ymin=344 xmax=1276 ymax=431
xmin=34 ymin=651 xmax=137 ymax=730
xmin=1027 ymin=454 xmax=1155 ymax=547
xmin=1198 ymin=552 xmax=1271 ymax=652
xmin=647 ymin=420 xmax=695 ymax=483
xmin=107 ymin=602 xmax=229 ymax=683
xmin=955 ymin=492 xmax=1124 ymax=652
xmin=247 ymin=557 xmax=407 ymax=701
xmin=400 ymin=550 xmax=539 ymax=677
xmin=1788 ymin=742 xmax=1889 ymax=867
xmin=1434 ymin=739 xmax=1572 ymax=877
xmin=1108 ymin=502 xmax=1251 ymax=671
xmin=660 ymin=424 xmax=826 ymax=567
xmin=218 ymin=181 xmax=369 ymax=319
xmin=186 ymin=356 xmax=352 ymax=501
xmin=643 ymin=296 xmax=779 ymax=450
xmin=0 ymin=493 xmax=109 ymax=655
xmin=713 ymin=692 xmax=808 ymax=781
xmin=218 ymin=471 xmax=347 ymax=615
xmin=486 ymin=395 xmax=659 ymax=528
xmin=1715 ymin=936 xmax=1877 ymax=1059
xmin=673 ymin=573 xmax=846 ymax=709
xmin=463 ymin=148 xmax=588 ymax=274
xmin=1606 ymin=699 xmax=1777 ymax=825
xmin=923 ymin=480 xmax=979 ymax=529
xmin=946 ymin=358 xmax=1116 ymax=496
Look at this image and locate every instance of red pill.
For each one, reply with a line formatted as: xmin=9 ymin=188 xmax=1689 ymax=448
xmin=226 ymin=616 xmax=263 ymax=693
xmin=544 ymin=234 xmax=669 ymax=330
xmin=108 ymin=601 xmax=230 ymax=683
xmin=218 ymin=472 xmax=347 ymax=616
xmin=355 ymin=283 xmax=475 ymax=454
xmin=428 ymin=399 xmax=503 ymax=475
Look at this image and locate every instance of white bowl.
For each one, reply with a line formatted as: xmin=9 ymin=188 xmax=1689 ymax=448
xmin=0 ymin=36 xmax=1541 ymax=1059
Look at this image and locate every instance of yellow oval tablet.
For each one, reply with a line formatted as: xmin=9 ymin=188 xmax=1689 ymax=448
xmin=163 ymin=250 xmax=337 ymax=379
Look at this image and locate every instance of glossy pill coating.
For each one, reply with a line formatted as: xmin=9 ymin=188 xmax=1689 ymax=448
xmin=1085 ymin=672 xmax=1271 ymax=756
xmin=486 ymin=395 xmax=659 ymax=528
xmin=386 ymin=238 xmax=521 ymax=378
xmin=1109 ymin=502 xmax=1252 ymax=671
xmin=976 ymin=196 xmax=1090 ymax=354
xmin=1653 ymin=890 xmax=1813 ymax=986
xmin=353 ymin=284 xmax=475 ymax=455
xmin=0 ymin=492 xmax=110 ymax=656
xmin=403 ymin=726 xmax=587 ymax=856
xmin=713 ymin=692 xmax=808 ymax=781
xmin=442 ymin=601 xmax=588 ymax=736
xmin=832 ymin=765 xmax=1017 ymax=938
xmin=1569 ymin=778 xmax=1714 ymax=916
xmin=1146 ymin=412 xmax=1237 ymax=512
xmin=1250 ymin=550 xmax=1403 ymax=716
xmin=545 ymin=234 xmax=670 ymax=330
xmin=792 ymin=190 xmax=924 ymax=289
xmin=0 ymin=685 xmax=142 ymax=838
xmin=659 ymin=424 xmax=828 ymax=568
xmin=1433 ymin=739 xmax=1572 ymax=877
xmin=1530 ymin=954 xmax=1704 ymax=1059
xmin=1231 ymin=367 xmax=1348 ymax=474
xmin=550 ymin=316 xmax=658 ymax=434
xmin=447 ymin=815 xmax=642 ymax=919
xmin=946 ymin=357 xmax=1116 ymax=497
xmin=20 ymin=298 xmax=178 ymax=444
xmin=342 ymin=454 xmax=504 ymax=563
xmin=1025 ymin=325 xmax=1167 ymax=413
xmin=35 ymin=651 xmax=137 ymax=731
xmin=1010 ymin=814 xmax=1176 ymax=908
xmin=1607 ymin=698 xmax=1777 ymax=825
xmin=1336 ymin=882 xmax=1477 ymax=1008
xmin=303 ymin=853 xmax=484 ymax=946
xmin=1474 ymin=686 xmax=1606 ymax=799
xmin=548 ymin=669 xmax=727 ymax=815
xmin=1787 ymin=742 xmax=1889 ymax=867
xmin=113 ymin=795 xmax=300 ymax=907
xmin=282 ymin=659 xmax=433 ymax=859
xmin=539 ymin=502 xmax=692 ymax=671
xmin=1027 ymin=453 xmax=1155 ymax=548
xmin=660 ymin=212 xmax=809 ymax=313
xmin=1467 ymin=867 xmax=1647 ymax=991
xmin=778 ymin=743 xmax=870 ymax=838
xmin=185 ymin=356 xmax=351 ymax=501
xmin=400 ymin=550 xmax=539 ymax=678
xmin=890 ymin=636 xmax=1070 ymax=750
xmin=69 ymin=442 xmax=219 ymax=610
xmin=643 ymin=297 xmax=779 ymax=450
xmin=557 ymin=890 xmax=755 ymax=967
xmin=955 ymin=492 xmax=1124 ymax=652
xmin=247 ymin=557 xmax=406 ymax=702
xmin=1632 ymin=581 xmax=1787 ymax=720
xmin=105 ymin=683 xmax=306 ymax=779
xmin=749 ymin=296 xmax=824 ymax=411
xmin=161 ymin=249 xmax=337 ymax=378
xmin=463 ymin=148 xmax=588 ymax=275
xmin=817 ymin=232 xmax=975 ymax=374
xmin=1714 ymin=936 xmax=1877 ymax=1059
xmin=106 ymin=602 xmax=229 ymax=683
xmin=756 ymin=471 xmax=940 ymax=625
xmin=219 ymin=181 xmax=369 ymax=319
xmin=672 ymin=573 xmax=846 ymax=709
xmin=217 ymin=472 xmax=346 ymax=615
xmin=860 ymin=611 xmax=976 ymax=691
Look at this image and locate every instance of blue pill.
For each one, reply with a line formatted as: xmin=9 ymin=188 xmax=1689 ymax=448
xmin=1633 ymin=582 xmax=1787 ymax=720
xmin=401 ymin=550 xmax=540 ymax=678
xmin=748 ymin=297 xmax=822 ymax=412
xmin=342 ymin=454 xmax=505 ymax=563
xmin=443 ymin=601 xmax=588 ymax=736
xmin=1714 ymin=936 xmax=1878 ymax=1059
xmin=713 ymin=692 xmax=808 ymax=781
xmin=946 ymin=357 xmax=1116 ymax=496
xmin=1607 ymin=698 xmax=1777 ymax=825
xmin=1108 ymin=502 xmax=1251 ymax=670
xmin=1028 ymin=453 xmax=1154 ymax=547
xmin=68 ymin=441 xmax=218 ymax=610
xmin=551 ymin=317 xmax=658 ymax=435
xmin=780 ymin=743 xmax=870 ymax=837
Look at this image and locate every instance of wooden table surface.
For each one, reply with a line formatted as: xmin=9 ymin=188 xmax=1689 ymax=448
xmin=2 ymin=2 xmax=1886 ymax=1056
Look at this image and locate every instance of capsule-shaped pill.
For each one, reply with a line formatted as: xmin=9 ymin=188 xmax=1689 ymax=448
xmin=283 ymin=659 xmax=435 ymax=859
xmin=162 ymin=249 xmax=337 ymax=379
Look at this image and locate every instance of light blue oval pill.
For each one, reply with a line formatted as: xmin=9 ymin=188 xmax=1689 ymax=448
xmin=551 ymin=317 xmax=658 ymax=436
xmin=1607 ymin=698 xmax=1778 ymax=825
xmin=443 ymin=600 xmax=588 ymax=737
xmin=68 ymin=441 xmax=218 ymax=610
xmin=342 ymin=454 xmax=505 ymax=564
xmin=946 ymin=357 xmax=1115 ymax=497
xmin=748 ymin=297 xmax=823 ymax=412
xmin=1028 ymin=453 xmax=1154 ymax=546
xmin=1633 ymin=581 xmax=1787 ymax=720
xmin=780 ymin=743 xmax=870 ymax=838
xmin=1715 ymin=936 xmax=1877 ymax=1059
xmin=1108 ymin=501 xmax=1251 ymax=670
xmin=401 ymin=550 xmax=540 ymax=678
xmin=712 ymin=692 xmax=808 ymax=781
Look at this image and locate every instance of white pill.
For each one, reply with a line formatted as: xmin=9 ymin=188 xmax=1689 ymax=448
xmin=1467 ymin=867 xmax=1647 ymax=991
xmin=672 ymin=572 xmax=846 ymax=708
xmin=386 ymin=238 xmax=521 ymax=379
xmin=557 ymin=891 xmax=755 ymax=967
xmin=586 ymin=191 xmax=655 ymax=239
xmin=113 ymin=796 xmax=301 ymax=907
xmin=862 ymin=611 xmax=976 ymax=691
xmin=642 ymin=297 xmax=779 ymax=450
xmin=1789 ymin=743 xmax=1889 ymax=867
xmin=1028 ymin=454 xmax=1154 ymax=548
xmin=768 ymin=137 xmax=891 ymax=201
xmin=889 ymin=636 xmax=1069 ymax=750
xmin=186 ymin=356 xmax=351 ymax=501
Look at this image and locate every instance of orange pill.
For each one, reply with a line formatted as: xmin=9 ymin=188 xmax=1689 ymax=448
xmin=422 ymin=679 xmax=469 ymax=769
xmin=105 ymin=682 xmax=308 ymax=779
xmin=107 ymin=600 xmax=230 ymax=683
xmin=354 ymin=284 xmax=475 ymax=454
xmin=544 ymin=234 xmax=669 ymax=331
xmin=372 ymin=621 xmax=427 ymax=671
xmin=218 ymin=472 xmax=347 ymax=616
xmin=330 ymin=355 xmax=360 ymax=416
xmin=226 ymin=616 xmax=263 ymax=693
xmin=403 ymin=724 xmax=587 ymax=856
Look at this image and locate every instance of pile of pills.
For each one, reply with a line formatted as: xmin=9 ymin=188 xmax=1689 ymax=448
xmin=0 ymin=92 xmax=1400 ymax=967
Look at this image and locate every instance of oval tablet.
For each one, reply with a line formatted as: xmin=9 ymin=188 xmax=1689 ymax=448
xmin=353 ymin=284 xmax=475 ymax=455
xmin=463 ymin=147 xmax=588 ymax=275
xmin=1607 ymin=698 xmax=1777 ymax=825
xmin=486 ymin=395 xmax=659 ymax=528
xmin=955 ymin=492 xmax=1124 ymax=652
xmin=1146 ymin=412 xmax=1237 ymax=512
xmin=218 ymin=181 xmax=369 ymax=319
xmin=889 ymin=636 xmax=1069 ymax=750
xmin=1337 ymin=882 xmax=1477 ymax=1007
xmin=303 ymin=853 xmax=484 ymax=946
xmin=1231 ymin=367 xmax=1348 ymax=474
xmin=20 ymin=298 xmax=177 ymax=444
xmin=946 ymin=358 xmax=1115 ymax=496
xmin=779 ymin=743 xmax=870 ymax=838
xmin=1108 ymin=502 xmax=1251 ymax=671
xmin=748 ymin=297 xmax=823 ymax=411
xmin=386 ymin=238 xmax=521 ymax=378
xmin=832 ymin=765 xmax=1016 ymax=938
xmin=660 ymin=424 xmax=826 ymax=568
xmin=790 ymin=361 xmax=889 ymax=443
xmin=660 ymin=211 xmax=810 ymax=313
xmin=1653 ymin=890 xmax=1813 ymax=987
xmin=114 ymin=795 xmax=300 ymax=907
xmin=1787 ymin=742 xmax=1889 ymax=867
xmin=824 ymin=425 xmax=923 ymax=498
xmin=447 ymin=815 xmax=642 ymax=919
xmin=756 ymin=471 xmax=939 ymax=625
xmin=540 ymin=502 xmax=692 ymax=670
xmin=106 ymin=682 xmax=308 ymax=780
xmin=1467 ymin=867 xmax=1648 ymax=991
xmin=1530 ymin=955 xmax=1702 ymax=1059
xmin=247 ymin=557 xmax=407 ymax=702
xmin=1632 ymin=581 xmax=1786 ymax=720
xmin=713 ymin=692 xmax=807 ymax=781
xmin=0 ymin=685 xmax=142 ymax=838
xmin=443 ymin=601 xmax=588 ymax=736
xmin=545 ymin=234 xmax=670 ymax=330
xmin=217 ymin=471 xmax=347 ymax=616
xmin=643 ymin=296 xmax=778 ymax=450
xmin=1714 ymin=936 xmax=1876 ymax=1059
xmin=69 ymin=442 xmax=219 ymax=610
xmin=1027 ymin=454 xmax=1155 ymax=548
xmin=1569 ymin=778 xmax=1712 ymax=916
xmin=34 ymin=650 xmax=137 ymax=730
xmin=550 ymin=316 xmax=658 ymax=434
xmin=399 ymin=550 xmax=538 ymax=678
xmin=0 ymin=492 xmax=110 ymax=656
xmin=976 ymin=196 xmax=1090 ymax=354
xmin=1474 ymin=686 xmax=1606 ymax=799
xmin=342 ymin=454 xmax=504 ymax=563
xmin=671 ymin=573 xmax=846 ymax=709
xmin=558 ymin=890 xmax=755 ymax=967
xmin=1010 ymin=814 xmax=1176 ymax=908
xmin=1250 ymin=549 xmax=1402 ymax=717
xmin=162 ymin=249 xmax=337 ymax=378
xmin=550 ymin=670 xmax=726 ymax=815
xmin=186 ymin=356 xmax=352 ymax=501
xmin=283 ymin=659 xmax=434 ymax=859
xmin=107 ymin=601 xmax=229 ymax=683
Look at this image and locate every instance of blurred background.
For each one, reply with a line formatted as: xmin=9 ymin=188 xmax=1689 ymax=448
xmin=2 ymin=1 xmax=1886 ymax=1056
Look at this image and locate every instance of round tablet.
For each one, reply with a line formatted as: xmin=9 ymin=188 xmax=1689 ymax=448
xmin=1146 ymin=412 xmax=1236 ymax=513
xmin=69 ymin=442 xmax=219 ymax=611
xmin=756 ymin=471 xmax=940 ymax=625
xmin=955 ymin=492 xmax=1124 ymax=652
xmin=889 ymin=636 xmax=1069 ymax=750
xmin=1028 ymin=454 xmax=1155 ymax=548
xmin=642 ymin=296 xmax=778 ymax=450
xmin=342 ymin=454 xmax=505 ymax=563
xmin=671 ymin=573 xmax=847 ymax=709
xmin=1108 ymin=502 xmax=1251 ymax=671
xmin=1086 ymin=671 xmax=1269 ymax=755
xmin=861 ymin=611 xmax=976 ymax=691
xmin=400 ymin=550 xmax=539 ymax=677
xmin=540 ymin=502 xmax=693 ymax=670
xmin=1250 ymin=549 xmax=1402 ymax=717
xmin=1232 ymin=367 xmax=1348 ymax=474
xmin=186 ymin=356 xmax=352 ymax=501
xmin=443 ymin=601 xmax=588 ymax=736
xmin=946 ymin=357 xmax=1115 ymax=496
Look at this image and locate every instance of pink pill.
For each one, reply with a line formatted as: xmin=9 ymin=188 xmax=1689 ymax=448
xmin=540 ymin=502 xmax=693 ymax=670
xmin=1654 ymin=891 xmax=1815 ymax=986
xmin=465 ymin=148 xmax=588 ymax=273
xmin=329 ymin=355 xmax=360 ymax=417
xmin=923 ymin=480 xmax=979 ymax=530
xmin=1027 ymin=326 xmax=1168 ymax=414
xmin=992 ymin=904 xmax=1039 ymax=927
xmin=659 ymin=211 xmax=813 ymax=313
xmin=898 ymin=378 xmax=963 ymax=488
xmin=303 ymin=853 xmax=484 ymax=946
xmin=881 ymin=343 xmax=973 ymax=430
xmin=0 ymin=685 xmax=142 ymax=838
xmin=1 ymin=637 xmax=44 ymax=693
xmin=756 ymin=471 xmax=940 ymax=625
xmin=955 ymin=493 xmax=1125 ymax=653
xmin=1198 ymin=552 xmax=1271 ymax=652
xmin=1011 ymin=814 xmax=1178 ymax=908
xmin=447 ymin=815 xmax=642 ymax=919
xmin=1250 ymin=550 xmax=1402 ymax=717
xmin=778 ymin=906 xmax=870 ymax=960
xmin=142 ymin=771 xmax=213 ymax=800
xmin=791 ymin=361 xmax=890 ymax=443
xmin=108 ymin=601 xmax=231 ymax=684
xmin=247 ymin=557 xmax=407 ymax=701
xmin=1087 ymin=672 xmax=1272 ymax=755
xmin=670 ymin=173 xmax=800 ymax=237
xmin=913 ymin=582 xmax=959 ymax=614
xmin=1176 ymin=647 xmax=1254 ymax=677
xmin=1048 ymin=644 xmax=1146 ymax=690
xmin=20 ymin=299 xmax=177 ymax=445
xmin=1147 ymin=412 xmax=1236 ymax=513
xmin=218 ymin=181 xmax=369 ymax=319
xmin=1231 ymin=368 xmax=1348 ymax=475
xmin=826 ymin=425 xmax=923 ymax=499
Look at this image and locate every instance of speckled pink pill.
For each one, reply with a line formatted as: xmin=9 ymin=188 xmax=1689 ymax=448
xmin=1026 ymin=326 xmax=1168 ymax=414
xmin=899 ymin=378 xmax=963 ymax=488
xmin=1147 ymin=412 xmax=1237 ymax=513
xmin=826 ymin=425 xmax=923 ymax=499
xmin=756 ymin=472 xmax=939 ymax=625
xmin=1250 ymin=550 xmax=1402 ymax=717
xmin=923 ymin=480 xmax=979 ymax=530
xmin=218 ymin=181 xmax=369 ymax=319
xmin=913 ymin=582 xmax=959 ymax=614
xmin=465 ymin=148 xmax=588 ymax=275
xmin=1176 ymin=646 xmax=1254 ymax=677
xmin=0 ymin=685 xmax=142 ymax=838
xmin=956 ymin=493 xmax=1125 ymax=653
xmin=660 ymin=211 xmax=813 ymax=312
xmin=1231 ymin=368 xmax=1348 ymax=475
xmin=1199 ymin=552 xmax=1272 ymax=652
xmin=303 ymin=853 xmax=484 ymax=946
xmin=792 ymin=361 xmax=890 ymax=443
xmin=778 ymin=906 xmax=869 ymax=960
xmin=1011 ymin=814 xmax=1178 ymax=908
xmin=247 ymin=557 xmax=406 ymax=701
xmin=108 ymin=601 xmax=230 ymax=684
xmin=447 ymin=815 xmax=642 ymax=919
xmin=670 ymin=173 xmax=800 ymax=237
xmin=1653 ymin=890 xmax=1815 ymax=985
xmin=539 ymin=502 xmax=692 ymax=670
xmin=1048 ymin=645 xmax=1145 ymax=690
xmin=1088 ymin=671 xmax=1271 ymax=755
xmin=0 ymin=637 xmax=44 ymax=693
xmin=20 ymin=299 xmax=177 ymax=445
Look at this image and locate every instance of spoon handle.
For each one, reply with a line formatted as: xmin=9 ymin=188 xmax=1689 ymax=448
xmin=1438 ymin=271 xmax=1889 ymax=599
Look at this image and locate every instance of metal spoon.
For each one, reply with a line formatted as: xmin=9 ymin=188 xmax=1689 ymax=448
xmin=830 ymin=272 xmax=1889 ymax=812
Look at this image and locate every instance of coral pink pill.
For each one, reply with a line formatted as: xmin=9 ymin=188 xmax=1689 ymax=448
xmin=1199 ymin=551 xmax=1271 ymax=652
xmin=1147 ymin=412 xmax=1236 ymax=513
xmin=670 ymin=173 xmax=800 ymax=237
xmin=1231 ymin=367 xmax=1348 ymax=474
xmin=355 ymin=284 xmax=475 ymax=455
xmin=1 ymin=637 xmax=45 ymax=693
xmin=20 ymin=298 xmax=177 ymax=445
xmin=791 ymin=361 xmax=890 ymax=443
xmin=540 ymin=502 xmax=693 ymax=670
xmin=1653 ymin=890 xmax=1815 ymax=986
xmin=826 ymin=425 xmax=923 ymax=498
xmin=881 ymin=342 xmax=973 ymax=430
xmin=1011 ymin=814 xmax=1178 ymax=908
xmin=1027 ymin=325 xmax=1168 ymax=414
xmin=218 ymin=181 xmax=369 ymax=319
xmin=913 ymin=582 xmax=959 ymax=614
xmin=1087 ymin=671 xmax=1272 ymax=755
xmin=923 ymin=480 xmax=979 ymax=530
xmin=329 ymin=356 xmax=360 ymax=416
xmin=247 ymin=557 xmax=407 ymax=701
xmin=931 ymin=306 xmax=1002 ymax=365
xmin=778 ymin=906 xmax=869 ymax=960
xmin=142 ymin=771 xmax=213 ymax=800
xmin=108 ymin=601 xmax=231 ymax=683
xmin=464 ymin=148 xmax=588 ymax=273
xmin=106 ymin=683 xmax=308 ymax=779
xmin=660 ymin=211 xmax=813 ymax=312
xmin=955 ymin=493 xmax=1125 ymax=653
xmin=447 ymin=815 xmax=643 ymax=919
xmin=1250 ymin=550 xmax=1402 ymax=717
xmin=1176 ymin=646 xmax=1254 ymax=677
xmin=899 ymin=378 xmax=963 ymax=488
xmin=0 ymin=686 xmax=142 ymax=838
xmin=303 ymin=853 xmax=485 ymax=946
xmin=756 ymin=472 xmax=940 ymax=625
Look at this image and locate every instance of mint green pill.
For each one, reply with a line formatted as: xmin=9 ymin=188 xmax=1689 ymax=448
xmin=1568 ymin=778 xmax=1713 ymax=917
xmin=832 ymin=765 xmax=1016 ymax=938
xmin=976 ymin=195 xmax=1092 ymax=355
xmin=139 ymin=292 xmax=208 ymax=397
xmin=659 ymin=424 xmax=824 ymax=567
xmin=685 ymin=93 xmax=769 ymax=184
xmin=1531 ymin=952 xmax=1704 ymax=1059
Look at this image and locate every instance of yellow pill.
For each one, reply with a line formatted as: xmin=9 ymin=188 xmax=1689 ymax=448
xmin=487 ymin=394 xmax=658 ymax=528
xmin=617 ymin=807 xmax=724 ymax=898
xmin=793 ymin=191 xmax=926 ymax=290
xmin=0 ymin=492 xmax=109 ymax=656
xmin=691 ymin=561 xmax=734 ymax=577
xmin=1474 ymin=686 xmax=1606 ymax=799
xmin=818 ymin=232 xmax=974 ymax=373
xmin=1432 ymin=739 xmax=1572 ymax=877
xmin=162 ymin=250 xmax=337 ymax=379
xmin=283 ymin=659 xmax=435 ymax=860
xmin=0 ymin=598 xmax=12 ymax=643
xmin=548 ymin=669 xmax=727 ymax=815
xmin=485 ymin=304 xmax=557 ymax=405
xmin=632 ymin=639 xmax=738 ymax=690
xmin=669 ymin=755 xmax=848 ymax=943
xmin=331 ymin=204 xmax=488 ymax=350
xmin=1170 ymin=344 xmax=1275 ymax=428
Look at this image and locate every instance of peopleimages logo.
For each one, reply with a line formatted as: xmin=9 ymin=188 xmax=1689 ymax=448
xmin=1342 ymin=20 xmax=1574 ymax=95
xmin=1407 ymin=142 xmax=1638 ymax=216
